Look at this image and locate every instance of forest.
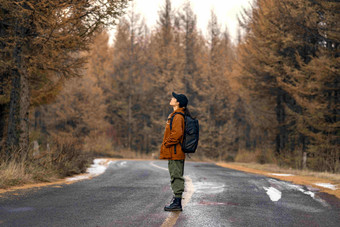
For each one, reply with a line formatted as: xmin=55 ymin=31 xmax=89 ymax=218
xmin=0 ymin=0 xmax=339 ymax=182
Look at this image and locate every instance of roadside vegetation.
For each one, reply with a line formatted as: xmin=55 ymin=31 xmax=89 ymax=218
xmin=0 ymin=136 xmax=93 ymax=189
xmin=218 ymin=161 xmax=340 ymax=183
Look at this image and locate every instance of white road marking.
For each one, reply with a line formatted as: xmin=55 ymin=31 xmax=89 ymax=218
xmin=150 ymin=161 xmax=168 ymax=171
xmin=263 ymin=187 xmax=282 ymax=202
xmin=182 ymin=176 xmax=195 ymax=206
xmin=314 ymin=183 xmax=337 ymax=190
xmin=161 ymin=176 xmax=194 ymax=227
xmin=150 ymin=162 xmax=195 ymax=227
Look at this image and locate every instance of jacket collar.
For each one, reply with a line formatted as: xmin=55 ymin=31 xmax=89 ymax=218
xmin=167 ymin=107 xmax=185 ymax=119
xmin=173 ymin=107 xmax=185 ymax=114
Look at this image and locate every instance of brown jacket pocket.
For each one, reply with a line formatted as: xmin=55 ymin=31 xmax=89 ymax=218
xmin=159 ymin=143 xmax=171 ymax=159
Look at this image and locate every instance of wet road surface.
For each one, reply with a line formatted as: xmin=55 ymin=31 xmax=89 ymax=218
xmin=0 ymin=160 xmax=339 ymax=227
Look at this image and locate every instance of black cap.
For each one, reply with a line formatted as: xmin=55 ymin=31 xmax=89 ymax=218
xmin=172 ymin=92 xmax=188 ymax=107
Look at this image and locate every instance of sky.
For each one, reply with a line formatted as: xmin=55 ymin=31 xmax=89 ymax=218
xmin=110 ymin=0 xmax=254 ymax=44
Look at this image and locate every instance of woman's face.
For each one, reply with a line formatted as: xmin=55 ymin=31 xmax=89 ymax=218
xmin=170 ymin=97 xmax=179 ymax=107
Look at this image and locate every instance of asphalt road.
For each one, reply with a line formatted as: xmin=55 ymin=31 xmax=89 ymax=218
xmin=0 ymin=160 xmax=339 ymax=227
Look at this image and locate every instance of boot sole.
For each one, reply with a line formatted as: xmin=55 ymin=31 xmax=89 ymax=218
xmin=164 ymin=208 xmax=183 ymax=211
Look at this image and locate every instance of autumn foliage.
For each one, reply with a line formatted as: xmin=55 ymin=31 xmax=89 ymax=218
xmin=0 ymin=0 xmax=129 ymax=160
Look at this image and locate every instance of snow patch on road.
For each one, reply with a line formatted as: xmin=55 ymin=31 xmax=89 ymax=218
xmin=87 ymin=159 xmax=108 ymax=175
xmin=268 ymin=179 xmax=316 ymax=198
xmin=66 ymin=175 xmax=89 ymax=181
xmin=119 ymin=161 xmax=127 ymax=166
xmin=267 ymin=179 xmax=329 ymax=207
xmin=66 ymin=158 xmax=114 ymax=182
xmin=314 ymin=183 xmax=337 ymax=190
xmin=263 ymin=187 xmax=282 ymax=201
xmin=194 ymin=182 xmax=225 ymax=194
xmin=270 ymin=173 xmax=294 ymax=176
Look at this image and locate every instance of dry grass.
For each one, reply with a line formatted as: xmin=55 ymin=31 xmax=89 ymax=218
xmin=222 ymin=162 xmax=340 ymax=182
xmin=0 ymin=136 xmax=92 ymax=189
xmin=216 ymin=162 xmax=340 ymax=199
xmin=217 ymin=148 xmax=340 ymax=182
xmin=0 ymin=160 xmax=30 ymax=188
xmin=235 ymin=149 xmax=276 ymax=164
xmin=0 ymin=156 xmax=59 ymax=189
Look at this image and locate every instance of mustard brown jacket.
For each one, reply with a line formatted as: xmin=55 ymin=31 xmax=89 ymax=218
xmin=159 ymin=107 xmax=185 ymax=160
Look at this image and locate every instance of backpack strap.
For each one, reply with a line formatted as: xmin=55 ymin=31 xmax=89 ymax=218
xmin=169 ymin=112 xmax=185 ymax=154
xmin=170 ymin=112 xmax=185 ymax=130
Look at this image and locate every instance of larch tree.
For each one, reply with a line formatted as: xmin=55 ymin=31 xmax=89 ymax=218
xmin=199 ymin=9 xmax=233 ymax=160
xmin=237 ymin=0 xmax=299 ymax=164
xmin=0 ymin=0 xmax=129 ymax=160
xmin=236 ymin=0 xmax=339 ymax=171
xmin=33 ymin=32 xmax=114 ymax=155
xmin=152 ymin=0 xmax=182 ymax=113
xmin=273 ymin=0 xmax=340 ymax=171
xmin=108 ymin=2 xmax=151 ymax=152
xmin=177 ymin=0 xmax=204 ymax=123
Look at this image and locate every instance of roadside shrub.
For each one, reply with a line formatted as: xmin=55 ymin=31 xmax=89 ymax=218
xmin=235 ymin=149 xmax=276 ymax=164
xmin=225 ymin=155 xmax=235 ymax=162
xmin=235 ymin=150 xmax=256 ymax=163
xmin=49 ymin=134 xmax=91 ymax=177
xmin=0 ymin=135 xmax=92 ymax=189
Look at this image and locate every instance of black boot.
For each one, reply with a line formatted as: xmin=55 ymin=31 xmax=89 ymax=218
xmin=164 ymin=197 xmax=182 ymax=211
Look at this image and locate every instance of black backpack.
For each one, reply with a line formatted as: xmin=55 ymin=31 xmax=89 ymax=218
xmin=170 ymin=112 xmax=199 ymax=153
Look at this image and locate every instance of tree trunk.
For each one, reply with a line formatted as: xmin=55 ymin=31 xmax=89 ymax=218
xmin=0 ymin=102 xmax=9 ymax=155
xmin=128 ymin=94 xmax=131 ymax=151
xmin=19 ymin=66 xmax=30 ymax=155
xmin=302 ymin=151 xmax=307 ymax=169
xmin=275 ymin=88 xmax=286 ymax=157
xmin=6 ymin=68 xmax=21 ymax=158
xmin=6 ymin=37 xmax=30 ymax=160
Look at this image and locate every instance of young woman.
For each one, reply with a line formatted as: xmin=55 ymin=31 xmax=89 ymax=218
xmin=159 ymin=92 xmax=192 ymax=212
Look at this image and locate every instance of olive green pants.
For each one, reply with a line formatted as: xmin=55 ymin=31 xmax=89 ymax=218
xmin=168 ymin=160 xmax=185 ymax=198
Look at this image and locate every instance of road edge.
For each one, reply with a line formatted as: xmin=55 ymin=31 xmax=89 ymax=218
xmin=216 ymin=162 xmax=340 ymax=199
